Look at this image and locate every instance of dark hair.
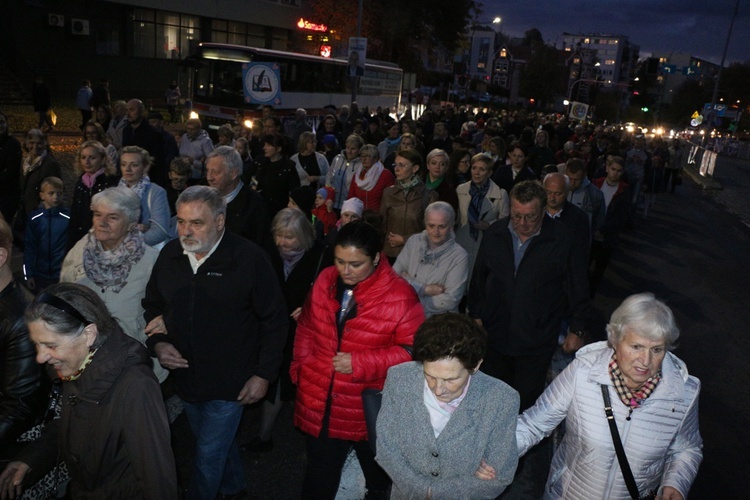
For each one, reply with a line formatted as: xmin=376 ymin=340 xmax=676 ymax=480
xmin=507 ymin=141 xmax=527 ymax=158
xmin=413 ymin=313 xmax=487 ymax=370
xmin=25 ymin=283 xmax=118 ymax=348
xmin=565 ymin=158 xmax=586 ymax=175
xmin=335 ymin=221 xmax=382 ymax=259
xmin=263 ymin=133 xmax=286 ymax=150
xmin=395 ymin=148 xmax=422 ymax=168
xmin=510 ymin=180 xmax=546 ymax=206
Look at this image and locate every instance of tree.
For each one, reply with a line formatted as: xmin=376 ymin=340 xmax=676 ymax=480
xmin=518 ymin=31 xmax=566 ymax=108
xmin=306 ymin=0 xmax=478 ymax=71
xmin=664 ymin=80 xmax=708 ymax=127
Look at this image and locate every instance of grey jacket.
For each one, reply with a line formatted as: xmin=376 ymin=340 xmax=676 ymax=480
xmin=392 ymin=231 xmax=469 ymax=317
xmin=376 ymin=362 xmax=519 ymax=499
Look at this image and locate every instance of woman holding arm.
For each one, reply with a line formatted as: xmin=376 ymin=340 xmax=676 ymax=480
xmin=393 ymin=202 xmax=469 ymax=317
xmin=517 ymin=293 xmax=702 ymax=500
xmin=376 ymin=313 xmax=519 ymax=499
xmin=290 ymin=221 xmax=424 ymax=499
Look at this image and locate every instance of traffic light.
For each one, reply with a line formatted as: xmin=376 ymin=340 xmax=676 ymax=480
xmin=641 ymin=107 xmax=649 ymax=112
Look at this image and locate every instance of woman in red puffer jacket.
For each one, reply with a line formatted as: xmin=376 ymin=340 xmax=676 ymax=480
xmin=291 ymin=221 xmax=424 ymax=499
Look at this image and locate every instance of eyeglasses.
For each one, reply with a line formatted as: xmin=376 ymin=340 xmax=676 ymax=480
xmin=510 ymin=211 xmax=542 ymax=223
xmin=394 ymin=162 xmax=413 ymax=169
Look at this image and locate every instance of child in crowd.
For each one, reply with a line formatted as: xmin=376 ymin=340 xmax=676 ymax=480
xmin=311 ymin=187 xmax=337 ymax=236
xmin=24 ymin=176 xmax=69 ymax=292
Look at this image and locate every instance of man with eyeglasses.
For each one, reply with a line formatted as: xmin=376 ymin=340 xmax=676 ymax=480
xmin=468 ymin=180 xmax=591 ymax=412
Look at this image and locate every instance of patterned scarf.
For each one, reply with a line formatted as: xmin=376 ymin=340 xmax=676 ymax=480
xmin=23 ymin=150 xmax=47 ymax=175
xmin=608 ymin=353 xmax=661 ymax=421
xmin=396 ymin=175 xmax=420 ymax=195
xmin=83 ymin=226 xmax=146 ymax=293
xmin=119 ymin=174 xmax=151 ymax=202
xmin=468 ymin=180 xmax=491 ymax=240
xmin=61 ymin=348 xmax=99 ymax=382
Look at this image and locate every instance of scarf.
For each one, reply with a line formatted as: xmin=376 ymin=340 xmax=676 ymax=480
xmin=608 ymin=353 xmax=661 ymax=421
xmin=119 ymin=174 xmax=151 ymax=201
xmin=82 ymin=168 xmax=105 ymax=189
xmin=83 ymin=226 xmax=146 ymax=293
xmin=426 ymin=175 xmax=444 ymax=190
xmin=23 ymin=151 xmax=47 ymax=175
xmin=355 ymin=161 xmax=385 ymax=191
xmin=468 ymin=180 xmax=491 ymax=240
xmin=396 ymin=176 xmax=420 ymax=195
xmin=279 ymin=247 xmax=305 ymax=279
xmin=61 ymin=347 xmax=99 ymax=382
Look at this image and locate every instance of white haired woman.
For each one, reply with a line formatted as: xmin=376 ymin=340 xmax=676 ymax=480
xmin=516 ymin=293 xmax=702 ymax=500
xmin=393 ymin=201 xmax=469 ymax=317
xmin=60 ymin=187 xmax=167 ymax=382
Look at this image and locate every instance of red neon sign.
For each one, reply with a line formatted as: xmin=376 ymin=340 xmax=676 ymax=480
xmin=297 ymin=18 xmax=328 ymax=32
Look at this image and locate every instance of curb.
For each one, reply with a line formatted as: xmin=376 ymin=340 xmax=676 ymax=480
xmin=683 ymin=163 xmax=722 ymax=191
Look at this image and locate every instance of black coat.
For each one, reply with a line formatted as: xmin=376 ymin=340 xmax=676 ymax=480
xmin=0 ymin=281 xmax=46 ymax=451
xmin=491 ymin=164 xmax=537 ymax=195
xmin=468 ymin=216 xmax=591 ymax=356
xmin=122 ymin=121 xmax=166 ymax=186
xmin=268 ymin=242 xmax=326 ymax=400
xmin=0 ymin=134 xmax=22 ymax=222
xmin=67 ymin=173 xmax=120 ymax=249
xmin=225 ymin=183 xmax=272 ymax=252
xmin=16 ymin=328 xmax=178 ymax=498
xmin=255 ymin=157 xmax=300 ymax=217
xmin=144 ymin=232 xmax=289 ymax=402
xmin=20 ymin=155 xmax=61 ymax=219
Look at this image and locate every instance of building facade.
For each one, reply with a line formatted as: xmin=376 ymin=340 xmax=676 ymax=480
xmin=1 ymin=0 xmax=326 ymax=101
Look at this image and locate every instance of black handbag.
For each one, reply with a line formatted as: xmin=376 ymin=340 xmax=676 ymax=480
xmin=600 ymin=385 xmax=658 ymax=500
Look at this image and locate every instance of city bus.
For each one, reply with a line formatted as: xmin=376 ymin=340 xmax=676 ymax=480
xmin=190 ymin=42 xmax=402 ymax=128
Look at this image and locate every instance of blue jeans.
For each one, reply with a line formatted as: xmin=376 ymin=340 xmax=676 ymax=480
xmin=183 ymin=400 xmax=246 ymax=499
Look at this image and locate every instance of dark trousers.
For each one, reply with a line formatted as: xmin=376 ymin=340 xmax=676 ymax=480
xmin=589 ymin=240 xmax=614 ymax=297
xmin=79 ymin=109 xmax=92 ymax=129
xmin=481 ymin=346 xmax=555 ymax=412
xmin=302 ymin=430 xmax=390 ymax=499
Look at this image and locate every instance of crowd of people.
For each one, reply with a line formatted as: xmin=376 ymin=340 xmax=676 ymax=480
xmin=0 ymin=95 xmax=701 ymax=499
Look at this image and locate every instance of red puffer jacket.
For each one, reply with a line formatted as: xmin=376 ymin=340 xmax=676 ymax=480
xmin=291 ymin=257 xmax=424 ymax=441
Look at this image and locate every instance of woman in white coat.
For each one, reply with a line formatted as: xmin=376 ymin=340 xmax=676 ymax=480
xmin=455 ymin=153 xmax=509 ymax=277
xmin=60 ymin=187 xmax=167 ymax=382
xmin=516 ymin=293 xmax=702 ymax=500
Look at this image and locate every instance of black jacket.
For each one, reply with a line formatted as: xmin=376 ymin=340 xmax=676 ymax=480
xmin=67 ymin=173 xmax=120 ymax=249
xmin=468 ymin=216 xmax=591 ymax=356
xmin=225 ymin=183 xmax=272 ymax=252
xmin=16 ymin=328 xmax=178 ymax=498
xmin=144 ymin=232 xmax=289 ymax=402
xmin=491 ymin=164 xmax=538 ymax=195
xmin=0 ymin=281 xmax=46 ymax=450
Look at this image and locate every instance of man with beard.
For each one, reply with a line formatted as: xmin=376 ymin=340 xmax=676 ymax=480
xmin=143 ymin=185 xmax=287 ymax=500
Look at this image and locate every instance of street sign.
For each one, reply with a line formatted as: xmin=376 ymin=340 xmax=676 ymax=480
xmin=704 ymin=103 xmax=726 ymax=117
xmin=691 ymin=111 xmax=700 ymax=119
xmin=662 ymin=64 xmax=678 ymax=74
xmin=682 ymin=66 xmax=698 ymax=76
xmin=242 ymin=63 xmax=282 ymax=105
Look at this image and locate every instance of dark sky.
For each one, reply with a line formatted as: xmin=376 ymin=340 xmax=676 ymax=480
xmin=483 ymin=0 xmax=749 ymax=65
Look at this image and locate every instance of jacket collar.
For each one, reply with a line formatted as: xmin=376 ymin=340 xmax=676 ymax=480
xmin=583 ymin=341 xmax=691 ymax=401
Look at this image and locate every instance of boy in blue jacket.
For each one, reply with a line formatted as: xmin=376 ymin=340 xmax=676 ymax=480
xmin=24 ymin=176 xmax=69 ymax=292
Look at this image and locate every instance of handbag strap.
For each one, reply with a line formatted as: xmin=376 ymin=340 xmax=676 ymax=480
xmin=601 ymin=384 xmax=641 ymax=500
